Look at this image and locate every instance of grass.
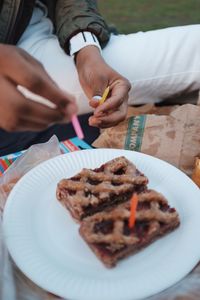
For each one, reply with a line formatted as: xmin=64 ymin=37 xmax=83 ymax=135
xmin=99 ymin=0 xmax=200 ymax=34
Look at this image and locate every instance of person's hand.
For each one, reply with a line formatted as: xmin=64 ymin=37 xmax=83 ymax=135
xmin=76 ymin=46 xmax=131 ymax=128
xmin=0 ymin=44 xmax=77 ymax=132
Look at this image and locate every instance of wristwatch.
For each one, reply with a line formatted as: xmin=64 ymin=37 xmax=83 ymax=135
xmin=69 ymin=31 xmax=102 ymax=57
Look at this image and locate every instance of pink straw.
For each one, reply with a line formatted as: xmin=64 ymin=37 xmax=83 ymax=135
xmin=71 ymin=115 xmax=84 ymax=140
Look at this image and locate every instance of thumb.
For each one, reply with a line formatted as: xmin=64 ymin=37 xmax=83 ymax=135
xmin=89 ymin=83 xmax=108 ymax=108
xmin=90 ymin=95 xmax=101 ymax=108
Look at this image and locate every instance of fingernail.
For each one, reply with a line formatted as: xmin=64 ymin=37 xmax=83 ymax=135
xmin=90 ymin=118 xmax=102 ymax=125
xmin=89 ymin=120 xmax=101 ymax=127
xmin=92 ymin=95 xmax=102 ymax=101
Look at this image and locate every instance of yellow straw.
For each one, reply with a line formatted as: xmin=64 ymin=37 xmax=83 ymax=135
xmin=99 ymin=86 xmax=110 ymax=105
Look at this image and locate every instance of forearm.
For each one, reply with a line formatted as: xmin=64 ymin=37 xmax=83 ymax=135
xmin=55 ymin=0 xmax=110 ymax=54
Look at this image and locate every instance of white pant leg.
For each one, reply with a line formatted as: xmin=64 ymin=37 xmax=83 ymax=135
xmin=17 ymin=6 xmax=200 ymax=113
xmin=103 ymin=27 xmax=200 ymax=105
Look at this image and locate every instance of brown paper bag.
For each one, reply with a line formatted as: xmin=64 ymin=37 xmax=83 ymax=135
xmin=127 ymin=104 xmax=178 ymax=117
xmin=93 ymin=104 xmax=200 ymax=176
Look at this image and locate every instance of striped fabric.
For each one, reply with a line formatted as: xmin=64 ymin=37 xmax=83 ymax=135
xmin=0 ymin=137 xmax=92 ymax=175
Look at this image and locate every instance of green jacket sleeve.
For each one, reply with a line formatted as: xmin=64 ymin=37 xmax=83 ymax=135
xmin=55 ymin=0 xmax=110 ymax=54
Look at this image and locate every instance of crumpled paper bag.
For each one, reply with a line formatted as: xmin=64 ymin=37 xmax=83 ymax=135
xmin=94 ymin=104 xmax=200 ymax=176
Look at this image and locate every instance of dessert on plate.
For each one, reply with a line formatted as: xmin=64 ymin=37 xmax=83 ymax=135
xmin=56 ymin=155 xmax=180 ymax=267
xmin=57 ymin=156 xmax=148 ymax=221
xmin=80 ymin=189 xmax=180 ymax=267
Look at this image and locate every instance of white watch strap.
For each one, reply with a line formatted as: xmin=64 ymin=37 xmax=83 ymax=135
xmin=69 ymin=31 xmax=102 ymax=56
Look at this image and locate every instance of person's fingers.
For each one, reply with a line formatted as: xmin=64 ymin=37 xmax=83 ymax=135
xmin=93 ymin=82 xmax=129 ymax=116
xmin=12 ymin=118 xmax=49 ymax=132
xmin=18 ymin=48 xmax=64 ymax=92
xmin=91 ymin=83 xmax=108 ymax=100
xmin=89 ymin=101 xmax=128 ymax=128
xmin=14 ymin=85 xmax=68 ymax=124
xmin=95 ymin=94 xmax=123 ymax=115
xmin=89 ymin=75 xmax=109 ymax=107
xmin=78 ymin=65 xmax=109 ymax=104
xmin=19 ymin=98 xmax=66 ymax=125
xmin=0 ymin=77 xmax=67 ymax=131
xmin=89 ymin=96 xmax=102 ymax=109
xmin=2 ymin=49 xmax=77 ymax=115
xmin=17 ymin=67 xmax=77 ymax=114
xmin=0 ymin=77 xmax=27 ymax=131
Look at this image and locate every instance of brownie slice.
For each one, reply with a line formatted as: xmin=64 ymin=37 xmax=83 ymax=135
xmin=56 ymin=156 xmax=148 ymax=222
xmin=79 ymin=190 xmax=180 ymax=267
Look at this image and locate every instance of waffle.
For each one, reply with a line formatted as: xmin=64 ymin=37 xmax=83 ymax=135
xmin=56 ymin=156 xmax=148 ymax=221
xmin=80 ymin=190 xmax=180 ymax=267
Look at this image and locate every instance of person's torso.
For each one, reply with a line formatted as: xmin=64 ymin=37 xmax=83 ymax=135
xmin=0 ymin=0 xmax=56 ymax=45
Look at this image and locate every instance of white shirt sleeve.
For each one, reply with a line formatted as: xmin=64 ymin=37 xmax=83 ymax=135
xmin=69 ymin=31 xmax=102 ymax=56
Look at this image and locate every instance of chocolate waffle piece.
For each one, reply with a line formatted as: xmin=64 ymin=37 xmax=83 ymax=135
xmin=80 ymin=189 xmax=180 ymax=267
xmin=56 ymin=156 xmax=148 ymax=221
